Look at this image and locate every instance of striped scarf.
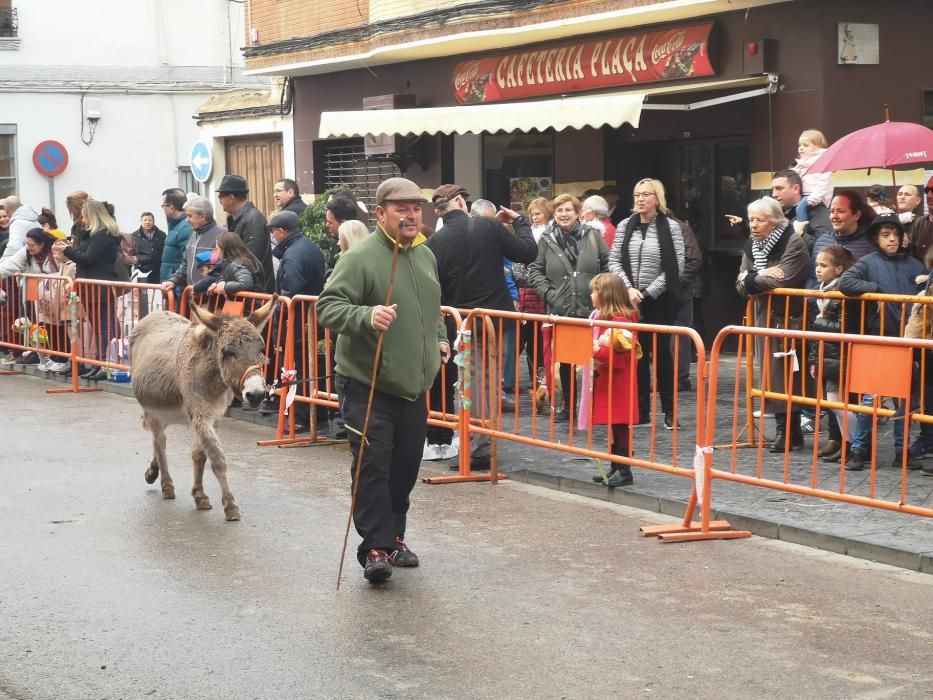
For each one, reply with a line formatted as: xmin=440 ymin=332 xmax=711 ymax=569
xmin=751 ymin=225 xmax=785 ymax=272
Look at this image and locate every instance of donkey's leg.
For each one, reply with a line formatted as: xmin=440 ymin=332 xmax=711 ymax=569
xmin=191 ymin=447 xmax=212 ymax=510
xmin=196 ymin=419 xmax=239 ymax=521
xmin=144 ymin=414 xmax=174 ymax=499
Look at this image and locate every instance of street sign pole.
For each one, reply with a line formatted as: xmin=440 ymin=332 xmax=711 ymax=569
xmin=48 ymin=176 xmax=54 ymax=212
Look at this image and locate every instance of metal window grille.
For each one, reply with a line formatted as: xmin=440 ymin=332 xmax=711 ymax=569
xmin=0 ymin=7 xmax=17 ymax=38
xmin=177 ymin=166 xmax=201 ymax=196
xmin=321 ymin=139 xmax=399 ymax=222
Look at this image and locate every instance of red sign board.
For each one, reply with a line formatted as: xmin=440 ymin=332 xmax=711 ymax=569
xmin=32 ymin=140 xmax=69 ymax=177
xmin=452 ymin=22 xmax=716 ymax=105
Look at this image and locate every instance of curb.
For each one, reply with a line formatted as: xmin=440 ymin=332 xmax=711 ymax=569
xmin=509 ymin=468 xmax=933 ymax=575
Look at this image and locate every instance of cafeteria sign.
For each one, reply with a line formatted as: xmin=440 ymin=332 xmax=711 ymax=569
xmin=452 ymin=22 xmax=716 ymax=105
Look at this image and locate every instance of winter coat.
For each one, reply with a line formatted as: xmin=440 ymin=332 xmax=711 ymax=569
xmin=792 ymin=149 xmax=834 ymax=208
xmin=273 ymin=231 xmax=325 ymax=298
xmin=168 ymin=219 xmax=224 ymax=289
xmin=317 ymin=225 xmax=447 ymax=401
xmin=737 ymin=225 xmax=810 ymax=326
xmin=808 ymin=221 xmax=875 ymax=288
xmin=785 ymin=203 xmax=832 ymax=256
xmin=192 ymin=258 xmax=262 ymax=296
xmin=0 ymin=247 xmax=76 ymax=324
xmin=426 ymin=209 xmax=537 ymax=311
xmin=529 ymin=221 xmax=609 ymax=318
xmin=160 ymin=214 xmax=192 ymax=282
xmin=1 ymin=205 xmax=38 ymax=260
xmin=590 ymin=312 xmax=640 ymax=426
xmin=228 ymin=201 xmax=275 ymax=293
xmin=839 ymin=249 xmax=924 ymax=336
xmin=63 ymin=228 xmax=121 ymax=281
xmin=677 ymin=217 xmax=703 ymax=302
xmin=806 ymin=287 xmax=859 ymax=388
xmin=281 ymin=197 xmax=308 ymax=217
xmin=132 ymin=226 xmax=166 ymax=284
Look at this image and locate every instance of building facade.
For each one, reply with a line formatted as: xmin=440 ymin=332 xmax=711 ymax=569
xmin=242 ymin=0 xmax=933 ymax=336
xmin=0 ymin=0 xmax=267 ymax=231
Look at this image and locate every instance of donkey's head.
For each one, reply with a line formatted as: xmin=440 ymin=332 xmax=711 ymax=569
xmin=190 ymin=295 xmax=279 ymax=408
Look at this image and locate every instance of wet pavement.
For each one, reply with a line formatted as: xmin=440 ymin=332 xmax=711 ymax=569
xmin=3 ymin=372 xmax=933 ymax=698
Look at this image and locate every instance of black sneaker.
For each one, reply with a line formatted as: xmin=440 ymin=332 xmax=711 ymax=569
xmin=663 ymin=412 xmax=680 ymax=430
xmin=14 ymin=352 xmax=39 ymax=366
xmin=606 ymin=467 xmax=633 ymax=487
xmin=554 ymin=409 xmax=570 ymax=422
xmin=363 ymin=549 xmax=392 ymax=583
xmin=390 ymin=537 xmax=419 ymax=567
xmin=891 ymin=455 xmax=924 ymax=471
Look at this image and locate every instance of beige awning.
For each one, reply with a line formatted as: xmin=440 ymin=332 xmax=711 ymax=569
xmin=318 ymin=92 xmax=645 ymax=138
xmin=318 ymin=74 xmax=776 ymax=138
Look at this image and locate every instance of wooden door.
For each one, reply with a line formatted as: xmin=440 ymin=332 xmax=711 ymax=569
xmin=224 ymin=135 xmax=283 ymax=218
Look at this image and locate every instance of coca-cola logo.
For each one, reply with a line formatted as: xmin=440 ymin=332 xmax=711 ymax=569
xmin=454 ymin=62 xmax=481 ymax=91
xmin=650 ymin=31 xmax=688 ymax=64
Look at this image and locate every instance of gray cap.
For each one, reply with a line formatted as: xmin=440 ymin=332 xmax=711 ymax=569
xmin=375 ymin=177 xmax=428 ymax=204
xmin=268 ymin=210 xmax=300 ymax=232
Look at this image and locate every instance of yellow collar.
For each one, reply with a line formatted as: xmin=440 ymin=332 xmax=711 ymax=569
xmin=378 ymin=223 xmax=426 ymax=249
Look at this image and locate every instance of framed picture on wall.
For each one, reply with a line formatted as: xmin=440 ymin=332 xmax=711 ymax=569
xmin=838 ymin=23 xmax=879 ymax=65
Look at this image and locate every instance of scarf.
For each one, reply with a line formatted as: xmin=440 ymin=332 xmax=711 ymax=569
xmin=33 ymin=251 xmax=58 ymax=273
xmin=817 ymin=277 xmax=839 ymax=315
xmin=619 ymin=211 xmax=680 ymax=303
xmin=751 ymin=225 xmax=785 ymax=272
xmin=553 ymin=221 xmax=583 ymax=266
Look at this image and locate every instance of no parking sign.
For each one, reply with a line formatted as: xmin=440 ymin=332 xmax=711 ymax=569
xmin=32 ymin=140 xmax=69 ymax=177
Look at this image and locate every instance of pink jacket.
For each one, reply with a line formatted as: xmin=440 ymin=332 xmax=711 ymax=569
xmin=793 ymin=149 xmax=834 ymax=208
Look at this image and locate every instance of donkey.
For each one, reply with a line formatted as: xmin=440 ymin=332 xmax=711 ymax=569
xmin=129 ymin=296 xmax=278 ymax=521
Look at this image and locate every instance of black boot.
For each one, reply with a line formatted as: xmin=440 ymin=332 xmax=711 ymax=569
xmin=770 ymin=413 xmax=803 ymax=453
xmin=606 ymin=466 xmax=633 ymax=487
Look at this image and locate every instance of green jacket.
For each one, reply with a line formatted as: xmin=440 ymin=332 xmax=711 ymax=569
xmin=317 ymin=226 xmax=447 ymax=401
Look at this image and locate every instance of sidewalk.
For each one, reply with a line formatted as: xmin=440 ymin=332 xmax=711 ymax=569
xmin=11 ymin=356 xmax=933 ymax=574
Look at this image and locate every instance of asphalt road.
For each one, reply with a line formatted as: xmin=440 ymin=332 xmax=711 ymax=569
xmin=2 ymin=374 xmax=933 ymax=699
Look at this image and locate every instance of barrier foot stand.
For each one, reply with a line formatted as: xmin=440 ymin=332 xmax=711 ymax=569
xmin=640 ymin=490 xmax=748 ymax=540
xmin=423 ymin=473 xmax=510 ymax=485
xmin=0 ymin=370 xmax=18 ymax=376
xmin=257 ymin=436 xmax=349 ymax=448
xmin=47 ymin=386 xmax=103 ymax=394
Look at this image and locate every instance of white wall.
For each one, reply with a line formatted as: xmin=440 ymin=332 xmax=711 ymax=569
xmin=1 ymin=0 xmax=236 ymax=68
xmin=6 ymin=92 xmax=206 ymax=232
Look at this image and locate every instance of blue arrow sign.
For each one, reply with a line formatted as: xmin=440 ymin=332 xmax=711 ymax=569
xmin=190 ymin=141 xmax=213 ymax=183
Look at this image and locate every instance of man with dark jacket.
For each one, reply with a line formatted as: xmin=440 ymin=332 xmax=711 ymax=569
xmin=217 ymin=174 xmax=275 ymax=293
xmin=317 ymin=177 xmax=449 ymax=584
xmin=262 ymin=210 xmax=327 ymax=426
xmin=427 ymin=183 xmax=537 ymax=469
xmin=273 ymin=178 xmax=308 ymax=217
xmin=131 ymin=211 xmax=166 ymax=284
xmin=671 ymin=216 xmax=703 ymax=389
xmin=161 ymin=196 xmax=224 ymax=293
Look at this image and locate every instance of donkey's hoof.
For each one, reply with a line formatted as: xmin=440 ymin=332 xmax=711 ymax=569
xmin=144 ymin=467 xmax=159 ymax=484
xmin=195 ymin=496 xmax=212 ymax=510
xmin=224 ymin=506 xmax=241 ymax=521
xmin=161 ymin=484 xmax=175 ymax=499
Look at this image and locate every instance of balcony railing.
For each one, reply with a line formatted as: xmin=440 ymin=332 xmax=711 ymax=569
xmin=0 ymin=7 xmax=18 ymax=38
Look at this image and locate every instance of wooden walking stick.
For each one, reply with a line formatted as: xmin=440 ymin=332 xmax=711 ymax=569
xmin=336 ymin=230 xmax=402 ymax=590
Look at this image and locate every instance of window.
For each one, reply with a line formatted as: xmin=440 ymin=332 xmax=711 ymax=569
xmin=923 ymin=89 xmax=933 ymax=130
xmin=0 ymin=4 xmax=17 ymax=38
xmin=177 ymin=166 xmax=200 ymax=196
xmin=319 ymin=138 xmax=399 ymax=222
xmin=0 ymin=125 xmax=16 ymax=198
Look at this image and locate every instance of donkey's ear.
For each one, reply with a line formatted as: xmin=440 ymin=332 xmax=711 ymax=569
xmin=190 ymin=302 xmax=223 ymax=333
xmin=247 ymin=293 xmax=278 ymax=332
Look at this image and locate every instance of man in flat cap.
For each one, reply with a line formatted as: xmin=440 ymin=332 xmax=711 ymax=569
xmin=317 ymin=177 xmax=449 ymax=585
xmin=216 ymin=174 xmax=275 ymax=292
xmin=428 ymin=183 xmax=537 ymax=470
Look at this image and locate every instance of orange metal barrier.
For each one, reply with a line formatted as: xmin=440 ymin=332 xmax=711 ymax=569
xmin=1 ymin=275 xmax=176 ymax=395
xmin=702 ymin=325 xmax=933 ymax=527
xmin=0 ymin=273 xmax=75 ymax=378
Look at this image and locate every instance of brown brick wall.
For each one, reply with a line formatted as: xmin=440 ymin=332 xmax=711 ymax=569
xmin=245 ymin=0 xmax=665 ymax=65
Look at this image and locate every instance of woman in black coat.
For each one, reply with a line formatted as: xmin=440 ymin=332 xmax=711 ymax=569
xmin=53 ymin=199 xmax=122 ymax=380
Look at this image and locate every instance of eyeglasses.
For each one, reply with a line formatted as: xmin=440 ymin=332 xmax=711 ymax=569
xmin=633 ymin=191 xmax=656 ymax=199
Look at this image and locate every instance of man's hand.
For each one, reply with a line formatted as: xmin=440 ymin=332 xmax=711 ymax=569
xmin=495 ymin=206 xmax=520 ymax=225
xmin=439 ymin=342 xmax=451 ymax=363
xmin=725 ymin=214 xmax=743 ymax=226
xmin=371 ymin=304 xmax=398 ymax=332
xmin=161 ymin=280 xmax=175 ymax=292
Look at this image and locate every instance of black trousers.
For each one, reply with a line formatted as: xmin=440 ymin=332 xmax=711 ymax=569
xmin=637 ymin=296 xmax=675 ymax=415
xmin=335 ymin=374 xmax=428 ymax=567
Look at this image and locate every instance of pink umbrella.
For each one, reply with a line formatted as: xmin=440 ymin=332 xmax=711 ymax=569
xmin=809 ymin=116 xmax=933 ymax=174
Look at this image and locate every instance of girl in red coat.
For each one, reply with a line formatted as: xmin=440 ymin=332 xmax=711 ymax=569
xmin=588 ymin=273 xmax=640 ymax=487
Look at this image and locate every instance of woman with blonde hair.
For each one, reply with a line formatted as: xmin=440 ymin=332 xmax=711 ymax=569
xmin=53 ymin=198 xmax=123 ymax=380
xmin=608 ymin=178 xmax=685 ymax=430
xmin=337 ymin=219 xmax=369 ymax=253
